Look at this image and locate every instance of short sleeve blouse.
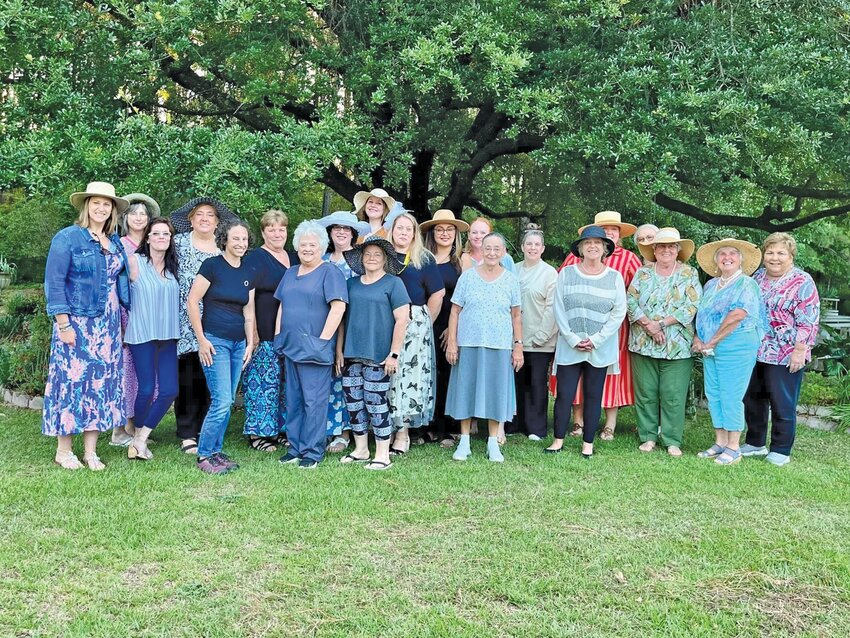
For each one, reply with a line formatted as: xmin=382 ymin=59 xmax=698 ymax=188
xmin=453 ymin=268 xmax=521 ymax=350
xmin=696 ymin=275 xmax=765 ymax=343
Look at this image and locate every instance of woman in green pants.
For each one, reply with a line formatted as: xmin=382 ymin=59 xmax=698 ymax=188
xmin=627 ymin=228 xmax=702 ymax=456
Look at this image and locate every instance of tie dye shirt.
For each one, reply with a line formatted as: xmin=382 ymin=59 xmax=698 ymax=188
xmin=752 ymin=267 xmax=820 ymax=365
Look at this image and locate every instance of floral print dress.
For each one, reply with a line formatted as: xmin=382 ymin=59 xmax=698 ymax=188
xmin=42 ymin=252 xmax=126 ymax=435
xmin=323 ymin=254 xmax=352 ymax=438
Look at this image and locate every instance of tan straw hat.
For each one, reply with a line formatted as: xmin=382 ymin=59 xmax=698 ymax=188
xmin=353 ymin=188 xmax=397 ymax=220
xmin=70 ymin=182 xmax=130 ymax=214
xmin=696 ymin=238 xmax=762 ymax=277
xmin=637 ymin=227 xmax=695 ymax=263
xmin=578 ymin=210 xmax=637 ymax=238
xmin=420 ymin=209 xmax=470 ymax=233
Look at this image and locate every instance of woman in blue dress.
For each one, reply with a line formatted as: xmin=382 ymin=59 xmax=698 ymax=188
xmin=43 ymin=182 xmax=132 ymax=471
xmin=318 ymin=211 xmax=370 ymax=453
xmin=241 ymin=210 xmax=292 ymax=452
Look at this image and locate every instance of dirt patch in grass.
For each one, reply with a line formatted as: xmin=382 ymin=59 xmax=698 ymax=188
xmin=700 ymin=570 xmax=842 ymax=635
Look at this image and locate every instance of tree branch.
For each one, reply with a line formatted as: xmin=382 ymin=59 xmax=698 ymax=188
xmin=466 ymin=196 xmax=545 ymax=220
xmin=654 ymin=191 xmax=850 ymax=232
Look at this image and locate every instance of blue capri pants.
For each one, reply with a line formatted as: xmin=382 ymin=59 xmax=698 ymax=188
xmin=702 ymin=328 xmax=760 ymax=432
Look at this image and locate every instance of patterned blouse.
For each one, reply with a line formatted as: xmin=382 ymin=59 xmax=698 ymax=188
xmin=627 ymin=263 xmax=702 ymax=360
xmin=695 ymin=274 xmax=765 ymax=343
xmin=752 ymin=266 xmax=820 ymax=365
xmin=175 ymin=232 xmax=220 ymax=356
xmin=323 ymin=253 xmax=355 ymax=280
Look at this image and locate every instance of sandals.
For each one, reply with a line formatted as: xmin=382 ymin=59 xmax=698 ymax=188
xmin=248 ymin=436 xmax=278 ymax=453
xmin=365 ymin=460 xmax=393 ymax=471
xmin=715 ymin=447 xmax=742 ymax=465
xmin=181 ymin=439 xmax=198 ymax=455
xmin=439 ymin=436 xmax=456 ymax=449
xmin=697 ymin=444 xmax=725 ymax=459
xmin=55 ymin=450 xmax=82 ymax=470
xmin=340 ymin=453 xmax=370 ymax=464
xmin=109 ymin=428 xmax=133 ymax=447
xmin=128 ymin=444 xmax=153 ymax=461
xmin=600 ymin=426 xmax=615 ymax=442
xmin=638 ymin=441 xmax=656 ymax=452
xmin=667 ymin=446 xmax=683 ymax=457
xmin=569 ymin=423 xmax=584 ymax=437
xmin=82 ymin=453 xmax=106 ymax=471
xmin=326 ymin=436 xmax=349 ymax=454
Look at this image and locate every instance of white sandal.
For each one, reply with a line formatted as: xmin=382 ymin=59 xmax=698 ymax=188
xmin=55 ymin=450 xmax=82 ymax=470
xmin=82 ymin=453 xmax=106 ymax=471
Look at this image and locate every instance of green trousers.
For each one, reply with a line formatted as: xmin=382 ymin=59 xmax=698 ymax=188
xmin=630 ymin=353 xmax=693 ymax=448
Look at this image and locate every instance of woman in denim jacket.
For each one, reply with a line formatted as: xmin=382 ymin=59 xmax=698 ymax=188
xmin=42 ymin=182 xmax=132 ymax=471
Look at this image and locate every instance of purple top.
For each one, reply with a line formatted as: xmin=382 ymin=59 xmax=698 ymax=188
xmin=753 ymin=266 xmax=820 ymax=365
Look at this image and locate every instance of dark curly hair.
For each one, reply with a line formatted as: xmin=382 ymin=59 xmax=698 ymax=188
xmin=216 ymin=219 xmax=253 ymax=251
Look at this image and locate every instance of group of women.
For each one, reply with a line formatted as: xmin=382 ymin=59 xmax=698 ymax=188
xmin=42 ymin=181 xmax=821 ymax=472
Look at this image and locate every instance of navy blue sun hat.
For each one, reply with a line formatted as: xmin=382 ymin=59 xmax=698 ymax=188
xmin=569 ymin=226 xmax=616 ymax=258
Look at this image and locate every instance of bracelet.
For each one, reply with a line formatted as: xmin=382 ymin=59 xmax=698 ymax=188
xmin=513 ymin=340 xmax=522 ymax=345
xmin=58 ymin=324 xmax=72 ymax=333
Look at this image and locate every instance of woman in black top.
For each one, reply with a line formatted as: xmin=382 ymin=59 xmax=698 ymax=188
xmin=241 ymin=210 xmax=292 ymax=452
xmin=422 ymin=210 xmax=469 ymax=447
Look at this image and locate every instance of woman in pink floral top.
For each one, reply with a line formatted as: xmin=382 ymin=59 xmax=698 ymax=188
xmin=742 ymin=232 xmax=820 ymax=467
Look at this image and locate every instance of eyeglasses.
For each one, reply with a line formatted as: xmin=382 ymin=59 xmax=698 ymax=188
xmin=434 ymin=226 xmax=456 ymax=235
xmin=149 ymin=232 xmax=172 ymax=238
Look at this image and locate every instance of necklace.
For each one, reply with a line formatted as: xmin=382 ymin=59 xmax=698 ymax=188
xmin=717 ymin=269 xmax=742 ymax=289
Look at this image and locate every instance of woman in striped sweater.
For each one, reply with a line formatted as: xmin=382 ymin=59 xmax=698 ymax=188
xmin=547 ymin=226 xmax=627 ymax=458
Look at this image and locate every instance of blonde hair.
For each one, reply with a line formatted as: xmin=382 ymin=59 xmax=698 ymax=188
xmin=462 ymin=216 xmax=493 ymax=254
xmin=762 ymin=232 xmax=797 ymax=259
xmin=261 ymin=209 xmax=289 ymax=230
xmin=391 ymin=212 xmax=433 ymax=269
xmin=76 ymin=196 xmax=119 ymax=235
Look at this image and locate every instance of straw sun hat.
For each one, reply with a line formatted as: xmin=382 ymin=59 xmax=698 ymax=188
xmin=637 ymin=227 xmax=695 ymax=263
xmin=695 ymin=238 xmax=762 ymax=277
xmin=70 ymin=182 xmax=129 ymax=214
xmin=419 ymin=209 xmax=469 ymax=233
xmin=578 ymin=210 xmax=637 ymax=238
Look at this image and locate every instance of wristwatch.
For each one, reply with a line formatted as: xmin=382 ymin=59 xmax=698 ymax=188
xmin=389 ymin=352 xmax=399 ymax=359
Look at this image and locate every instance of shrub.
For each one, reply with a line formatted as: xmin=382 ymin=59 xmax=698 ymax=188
xmin=0 ymin=291 xmax=50 ymax=396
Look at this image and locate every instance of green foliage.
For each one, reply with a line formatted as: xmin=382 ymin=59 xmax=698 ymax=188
xmin=0 ymin=290 xmax=49 ymax=396
xmin=799 ymin=373 xmax=841 ymax=407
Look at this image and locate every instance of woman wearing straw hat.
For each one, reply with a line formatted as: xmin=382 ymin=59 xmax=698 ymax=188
xmin=43 ymin=181 xmax=132 ymax=470
xmin=318 ymin=211 xmax=370 ymax=453
xmin=336 ymin=237 xmax=411 ymax=470
xmin=547 ymin=226 xmax=627 ymax=459
xmin=693 ymin=238 xmax=765 ymax=465
xmin=557 ymin=211 xmax=641 ymax=441
xmin=111 ymin=193 xmax=161 ymax=448
xmin=241 ymin=209 xmax=293 ymax=453
xmin=628 ymin=228 xmax=702 ymax=456
xmin=170 ymin=197 xmax=239 ymax=456
xmin=422 ymin=209 xmax=469 ymax=447
xmin=741 ymin=233 xmax=820 ymax=467
xmin=353 ymin=187 xmax=405 ymax=243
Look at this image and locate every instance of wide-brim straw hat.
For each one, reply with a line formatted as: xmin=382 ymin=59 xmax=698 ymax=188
xmin=570 ymin=225 xmax=616 ymax=258
xmin=638 ymin=227 xmax=695 ymax=263
xmin=578 ymin=210 xmax=637 ymax=238
xmin=353 ymin=188 xmax=396 ymax=220
xmin=343 ymin=237 xmax=404 ymax=276
xmin=317 ymin=211 xmax=371 ymax=236
xmin=70 ymin=182 xmax=129 ymax=214
xmin=169 ymin=197 xmax=239 ymax=234
xmin=123 ymin=193 xmax=161 ymax=218
xmin=420 ymin=209 xmax=470 ymax=233
xmin=696 ymin=238 xmax=762 ymax=277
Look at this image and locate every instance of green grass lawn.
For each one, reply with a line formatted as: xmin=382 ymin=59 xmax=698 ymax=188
xmin=1 ymin=407 xmax=848 ymax=638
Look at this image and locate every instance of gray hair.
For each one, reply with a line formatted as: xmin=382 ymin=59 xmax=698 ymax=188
xmin=522 ymin=229 xmax=545 ymax=245
xmin=120 ymin=202 xmax=150 ymax=237
xmin=293 ymin=219 xmax=330 ymax=253
xmin=713 ymin=246 xmax=742 ymax=263
xmin=654 ymin=242 xmax=681 ymax=252
xmin=483 ymin=232 xmax=507 ymax=250
xmin=636 ymin=223 xmax=658 ymax=236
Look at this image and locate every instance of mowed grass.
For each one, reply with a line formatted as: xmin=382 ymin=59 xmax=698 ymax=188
xmin=0 ymin=406 xmax=848 ymax=638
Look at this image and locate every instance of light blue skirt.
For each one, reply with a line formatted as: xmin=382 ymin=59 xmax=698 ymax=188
xmin=446 ymin=347 xmax=516 ymax=423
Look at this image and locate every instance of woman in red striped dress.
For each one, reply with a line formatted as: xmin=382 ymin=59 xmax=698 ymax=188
xmin=555 ymin=211 xmax=641 ymax=440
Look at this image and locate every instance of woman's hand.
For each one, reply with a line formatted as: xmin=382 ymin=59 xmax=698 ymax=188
xmin=512 ymin=344 xmax=524 ymax=371
xmin=651 ymin=330 xmax=666 ymax=345
xmin=789 ymin=349 xmax=807 ymax=373
xmin=446 ymin=343 xmax=459 ymax=365
xmin=58 ymin=326 xmax=76 ymax=347
xmin=381 ymin=355 xmax=399 ymax=376
xmin=241 ymin=342 xmax=255 ymax=371
xmin=439 ymin=328 xmax=448 ymax=352
xmin=692 ymin=337 xmax=704 ymax=353
xmin=575 ymin=339 xmax=594 ymax=352
xmin=335 ymin=351 xmax=345 ymax=377
xmin=198 ymin=337 xmax=216 ymax=367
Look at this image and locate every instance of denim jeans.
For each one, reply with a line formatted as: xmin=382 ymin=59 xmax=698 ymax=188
xmin=129 ymin=339 xmax=178 ymax=430
xmin=197 ymin=334 xmax=246 ymax=459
